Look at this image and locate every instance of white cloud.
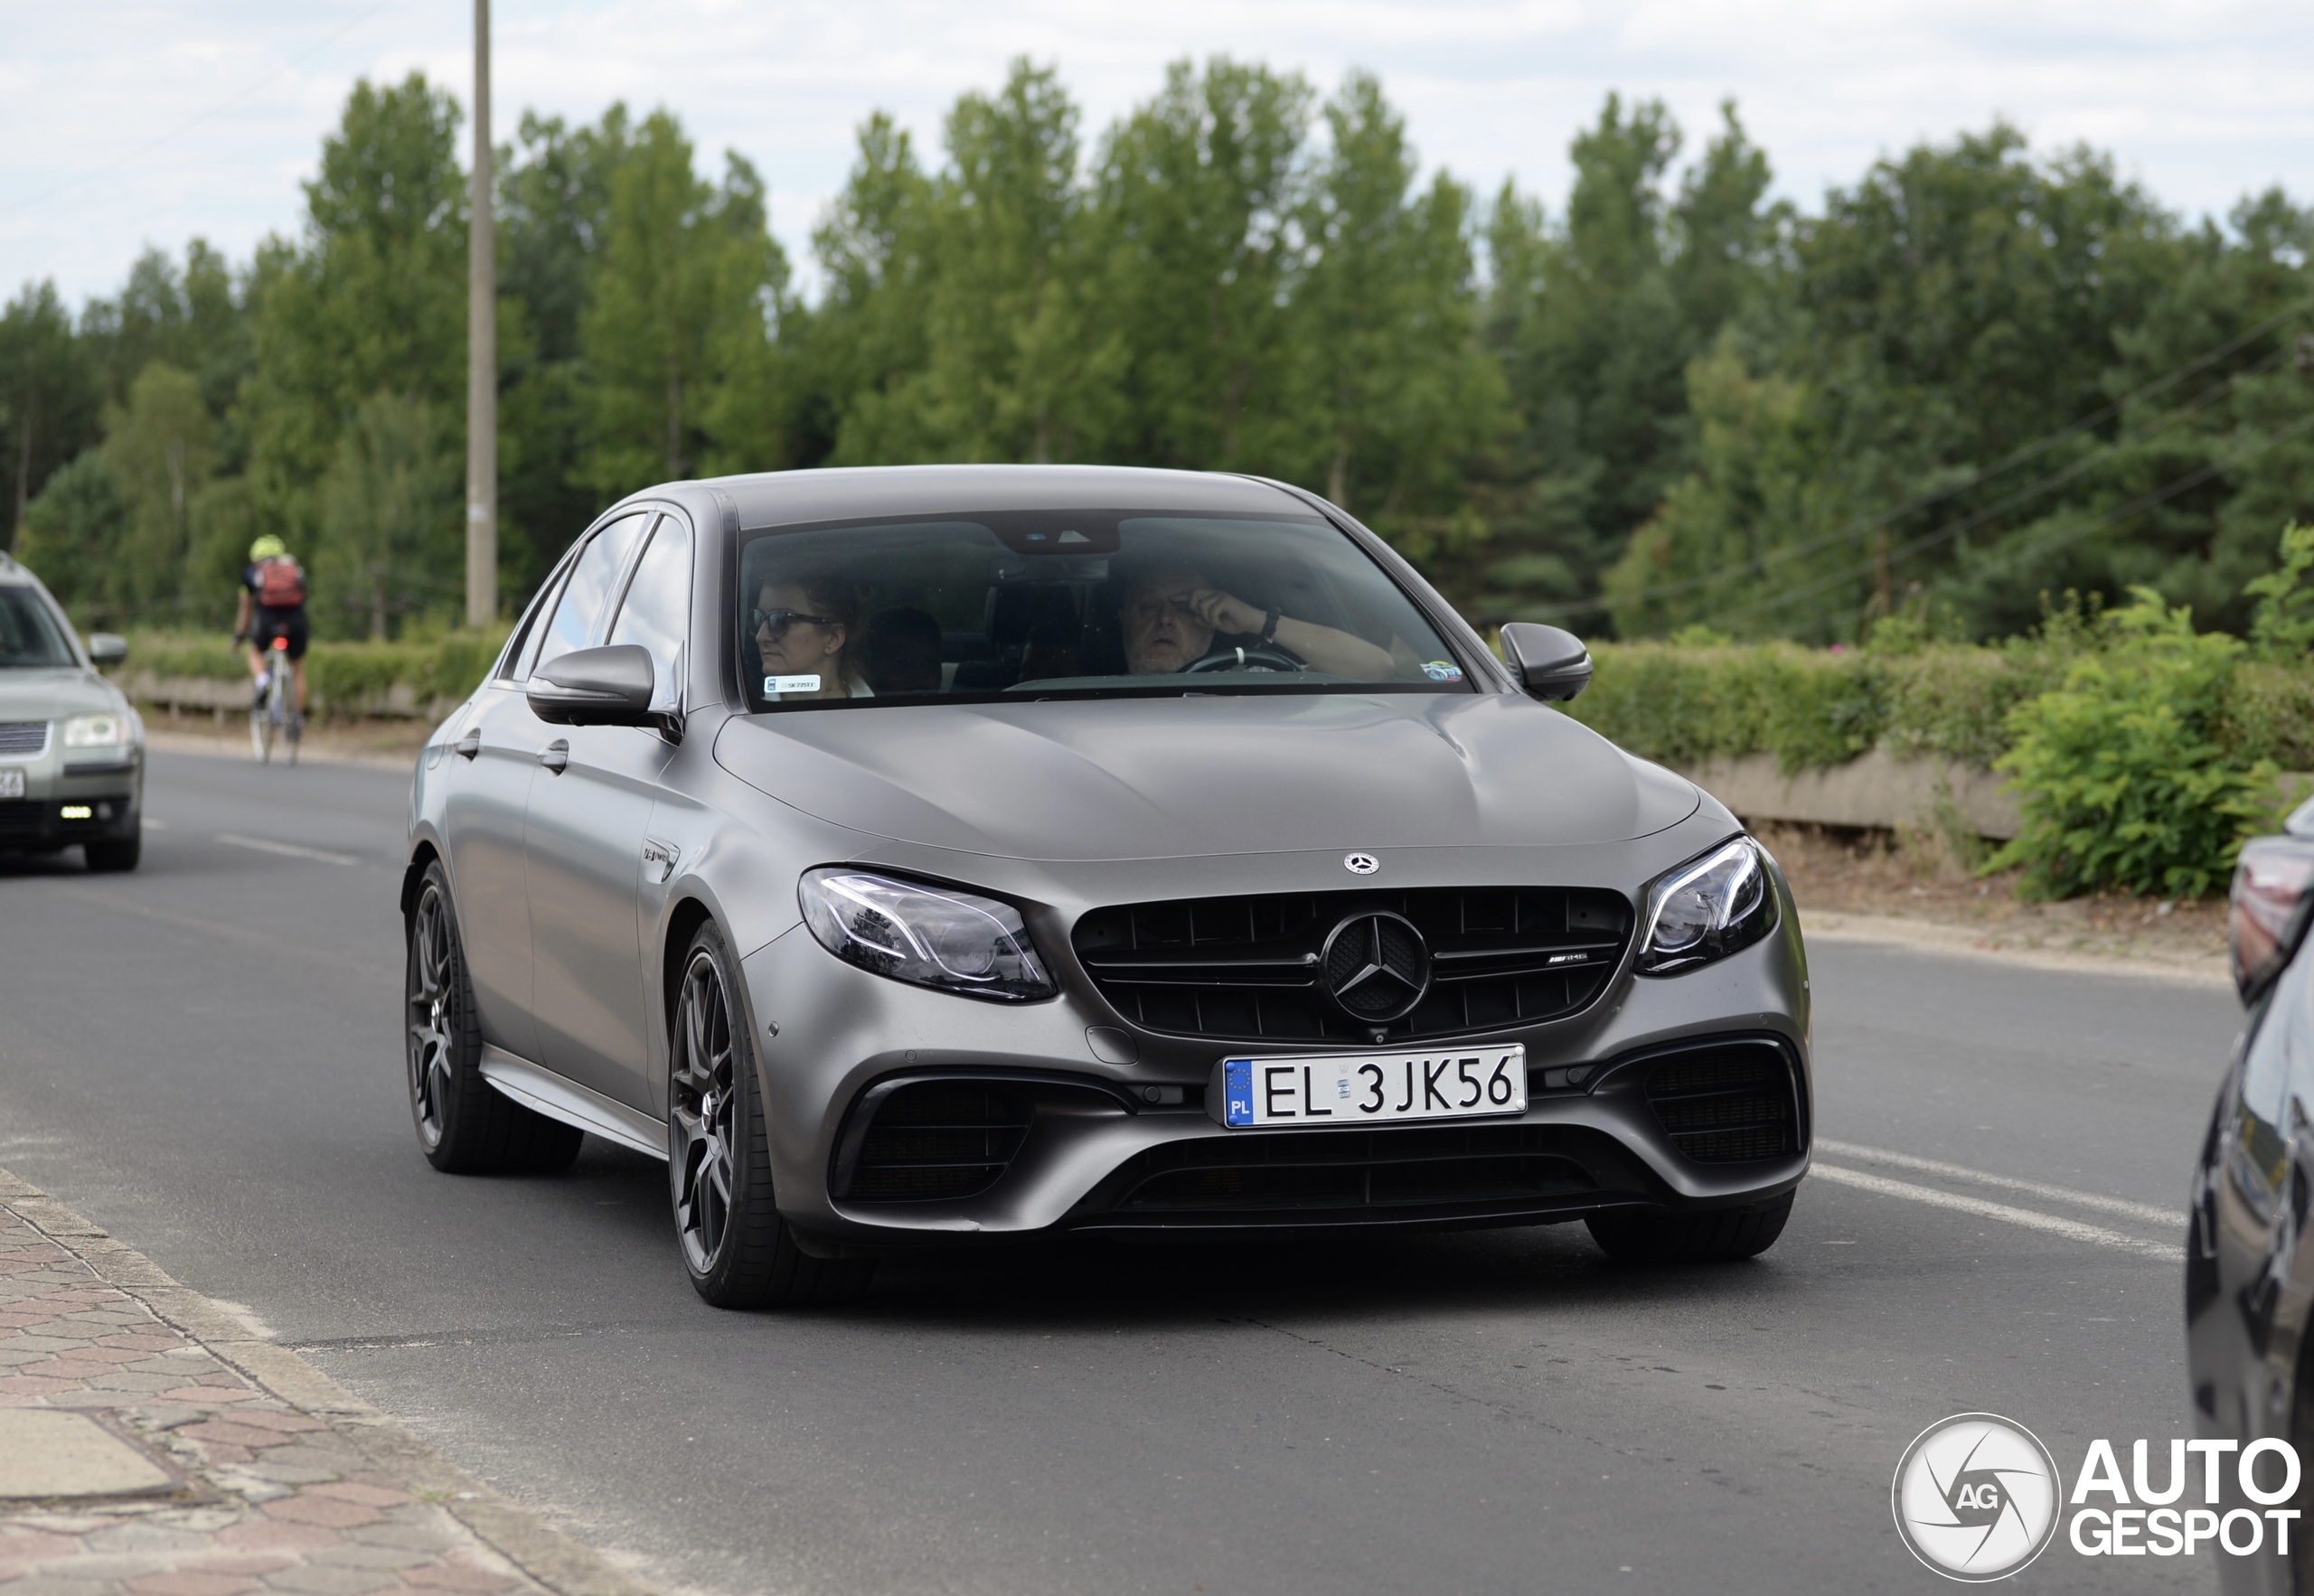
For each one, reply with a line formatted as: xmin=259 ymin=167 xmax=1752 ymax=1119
xmin=3 ymin=0 xmax=2309 ymax=306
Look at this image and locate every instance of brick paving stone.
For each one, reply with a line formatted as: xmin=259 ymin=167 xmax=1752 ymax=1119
xmin=0 ymin=1576 xmax=117 ymax=1596
xmin=221 ymin=1415 xmax=325 ymax=1436
xmin=340 ymin=1525 xmax=459 ymax=1557
xmin=259 ymin=1499 xmax=382 ymax=1532
xmin=80 ymin=1525 xmax=217 ymax=1556
xmin=298 ymin=1488 xmax=409 ymax=1513
xmin=212 ymin=1523 xmax=343 ymax=1555
xmin=122 ymin=1573 xmax=265 ymax=1596
xmin=258 ymin=1564 xmax=401 ymax=1595
xmin=306 ymin=1546 xmax=432 ymax=1573
xmin=181 ymin=1422 xmax=304 ymax=1450
xmin=398 ymin=1562 xmax=522 ymax=1595
xmin=159 ymin=1388 xmax=253 ymax=1405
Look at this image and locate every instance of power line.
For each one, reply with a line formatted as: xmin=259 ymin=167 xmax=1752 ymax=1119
xmin=3 ymin=2 xmax=400 ymax=218
xmin=1799 ymin=408 xmax=2314 ymax=639
xmin=1532 ymin=291 xmax=2314 ymax=620
xmin=1705 ymin=344 xmax=2290 ymax=628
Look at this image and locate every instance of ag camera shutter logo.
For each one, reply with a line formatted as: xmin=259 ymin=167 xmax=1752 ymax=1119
xmin=1892 ymin=1413 xmax=2061 ymax=1582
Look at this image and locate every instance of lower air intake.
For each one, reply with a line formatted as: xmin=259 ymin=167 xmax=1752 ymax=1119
xmin=1643 ymin=1041 xmax=1800 ymax=1163
xmin=1095 ymin=1123 xmax=1646 ymax=1222
xmin=843 ymin=1082 xmax=1031 ymax=1203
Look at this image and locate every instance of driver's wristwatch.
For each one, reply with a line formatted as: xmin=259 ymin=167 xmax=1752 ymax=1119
xmin=1259 ymin=607 xmax=1282 ymax=644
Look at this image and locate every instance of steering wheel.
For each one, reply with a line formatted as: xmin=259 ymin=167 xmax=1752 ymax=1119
xmin=1182 ymin=643 xmax=1305 ymax=674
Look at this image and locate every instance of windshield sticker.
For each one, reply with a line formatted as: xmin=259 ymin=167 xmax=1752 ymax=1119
xmin=1420 ymin=661 xmax=1464 ymax=682
xmin=767 ymin=674 xmax=822 ymax=694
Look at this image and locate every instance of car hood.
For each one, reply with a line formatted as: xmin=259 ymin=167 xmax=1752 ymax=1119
xmin=0 ymin=668 xmax=125 ymax=723
xmin=713 ymin=692 xmax=1698 ymax=861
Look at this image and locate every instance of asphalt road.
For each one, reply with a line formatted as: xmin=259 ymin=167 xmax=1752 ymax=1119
xmin=0 ymin=747 xmax=2242 ymax=1594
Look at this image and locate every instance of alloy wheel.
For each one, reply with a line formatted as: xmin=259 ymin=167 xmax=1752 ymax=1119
xmin=405 ymin=885 xmax=456 ymax=1151
xmin=671 ymin=950 xmax=738 ymax=1273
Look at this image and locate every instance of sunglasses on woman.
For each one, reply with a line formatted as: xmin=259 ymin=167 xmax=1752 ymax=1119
xmin=752 ymin=607 xmax=838 ymax=634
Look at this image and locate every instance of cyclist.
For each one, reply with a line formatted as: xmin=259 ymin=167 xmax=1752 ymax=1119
xmin=233 ymin=535 xmax=308 ymax=718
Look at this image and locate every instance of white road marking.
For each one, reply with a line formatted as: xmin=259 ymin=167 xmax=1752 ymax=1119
xmin=1816 ymin=1137 xmax=2181 ymax=1226
xmin=214 ymin=832 xmax=358 ymax=867
xmin=1811 ymin=1162 xmax=2184 ymax=1263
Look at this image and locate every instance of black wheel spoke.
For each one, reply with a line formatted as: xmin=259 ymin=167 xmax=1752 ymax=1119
xmin=671 ymin=948 xmax=742 ymax=1276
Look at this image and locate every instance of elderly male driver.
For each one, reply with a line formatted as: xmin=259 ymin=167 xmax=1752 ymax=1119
xmin=1119 ymin=564 xmax=1397 ymax=679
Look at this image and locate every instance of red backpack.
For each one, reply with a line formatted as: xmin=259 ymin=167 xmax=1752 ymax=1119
xmin=257 ymin=556 xmax=305 ymax=607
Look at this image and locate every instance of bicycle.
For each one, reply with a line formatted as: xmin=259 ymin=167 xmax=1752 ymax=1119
xmin=249 ymin=634 xmax=303 ymax=765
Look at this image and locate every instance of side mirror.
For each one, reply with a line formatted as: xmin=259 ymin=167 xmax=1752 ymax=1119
xmin=1499 ymin=623 xmax=1593 ymax=702
xmin=527 ymin=644 xmax=658 ymax=728
xmin=86 ymin=634 xmax=128 ymax=667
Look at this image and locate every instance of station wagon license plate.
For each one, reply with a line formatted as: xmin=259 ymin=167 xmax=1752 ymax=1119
xmin=1222 ymin=1045 xmax=1526 ymax=1129
xmin=0 ymin=768 xmax=21 ymax=799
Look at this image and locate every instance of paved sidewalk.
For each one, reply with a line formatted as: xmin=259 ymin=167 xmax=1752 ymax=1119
xmin=0 ymin=1170 xmax=652 ymax=1596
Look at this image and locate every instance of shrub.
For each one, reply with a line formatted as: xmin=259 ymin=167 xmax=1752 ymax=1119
xmin=1985 ymin=590 xmax=2272 ymax=898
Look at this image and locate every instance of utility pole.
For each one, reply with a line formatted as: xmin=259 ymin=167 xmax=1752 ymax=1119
xmin=464 ymin=0 xmax=496 ymax=629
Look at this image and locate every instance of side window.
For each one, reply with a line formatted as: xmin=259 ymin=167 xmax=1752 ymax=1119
xmin=532 ymin=512 xmax=649 ymax=676
xmin=607 ymin=516 xmax=692 ymax=709
xmin=501 ymin=563 xmax=571 ymax=681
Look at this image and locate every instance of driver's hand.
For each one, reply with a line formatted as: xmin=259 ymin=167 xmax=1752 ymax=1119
xmin=1184 ymin=588 xmax=1264 ymax=636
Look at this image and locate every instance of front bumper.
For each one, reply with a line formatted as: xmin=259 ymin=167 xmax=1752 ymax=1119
xmin=739 ymin=869 xmax=1811 ymax=1247
xmin=0 ymin=743 xmax=142 ymax=851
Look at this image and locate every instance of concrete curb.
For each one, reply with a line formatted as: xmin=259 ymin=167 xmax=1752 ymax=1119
xmin=0 ymin=1166 xmax=654 ymax=1596
xmin=1800 ymin=908 xmax=2233 ymax=989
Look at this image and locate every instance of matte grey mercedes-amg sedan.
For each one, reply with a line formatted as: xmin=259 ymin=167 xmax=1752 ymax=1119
xmin=402 ymin=465 xmax=1811 ymax=1306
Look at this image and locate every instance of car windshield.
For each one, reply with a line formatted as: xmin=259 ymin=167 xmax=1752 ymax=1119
xmin=0 ymin=586 xmax=77 ymax=669
xmin=734 ymin=511 xmax=1472 ymax=710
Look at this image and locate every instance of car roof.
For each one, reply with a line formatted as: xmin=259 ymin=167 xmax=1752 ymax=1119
xmin=671 ymin=465 xmax=1316 ymax=534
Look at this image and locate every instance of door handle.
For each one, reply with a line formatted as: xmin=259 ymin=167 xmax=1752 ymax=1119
xmin=453 ymin=728 xmax=481 ymax=761
xmin=642 ymin=839 xmax=680 ymax=883
xmin=539 ymin=739 xmax=569 ymax=775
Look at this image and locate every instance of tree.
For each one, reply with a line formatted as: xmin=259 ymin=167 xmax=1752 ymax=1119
xmin=240 ymin=75 xmax=467 ymax=528
xmin=1090 ymin=58 xmax=1312 ymax=471
xmin=1284 ymin=73 xmax=1502 ymax=564
xmin=577 ymin=109 xmax=787 ymax=494
xmin=15 ymin=453 xmax=126 ymax=615
xmin=318 ymin=392 xmax=459 ymax=638
xmin=0 ymin=281 xmax=99 ymax=549
xmin=100 ymin=362 xmax=214 ymax=617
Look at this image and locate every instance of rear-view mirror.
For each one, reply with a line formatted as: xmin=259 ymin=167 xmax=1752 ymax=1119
xmin=1499 ymin=623 xmax=1593 ymax=702
xmin=85 ymin=634 xmax=128 ymax=667
xmin=526 ymin=644 xmax=660 ymax=728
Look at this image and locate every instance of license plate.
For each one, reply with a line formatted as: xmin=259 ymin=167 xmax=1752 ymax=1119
xmin=0 ymin=768 xmax=21 ymax=799
xmin=1222 ymin=1045 xmax=1527 ymax=1129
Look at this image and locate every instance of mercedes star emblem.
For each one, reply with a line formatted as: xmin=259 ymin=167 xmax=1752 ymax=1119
xmin=1320 ymin=911 xmax=1432 ymax=1022
xmin=1343 ymin=852 xmax=1379 ymax=875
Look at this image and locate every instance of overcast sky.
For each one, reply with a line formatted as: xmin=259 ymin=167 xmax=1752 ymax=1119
xmin=5 ymin=0 xmax=2309 ymax=310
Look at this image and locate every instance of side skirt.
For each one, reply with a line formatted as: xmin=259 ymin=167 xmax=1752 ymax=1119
xmin=479 ymin=1046 xmax=669 ymax=1161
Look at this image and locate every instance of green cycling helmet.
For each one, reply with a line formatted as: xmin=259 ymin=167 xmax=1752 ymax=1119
xmin=249 ymin=535 xmax=287 ymax=561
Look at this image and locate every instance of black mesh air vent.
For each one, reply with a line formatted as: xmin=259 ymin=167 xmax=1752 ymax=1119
xmin=845 ymin=1082 xmax=1031 ymax=1203
xmin=1093 ymin=1122 xmax=1649 ymax=1222
xmin=1073 ymin=887 xmax=1632 ymax=1044
xmin=1644 ymin=1043 xmax=1799 ymax=1164
xmin=0 ymin=800 xmax=48 ymax=838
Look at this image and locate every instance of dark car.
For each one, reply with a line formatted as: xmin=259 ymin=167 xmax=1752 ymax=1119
xmin=2189 ymin=795 xmax=2314 ymax=1591
xmin=402 ymin=465 xmax=1811 ymax=1306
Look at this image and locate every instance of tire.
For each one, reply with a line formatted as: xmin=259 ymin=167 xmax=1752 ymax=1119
xmin=405 ymin=861 xmax=583 ymax=1175
xmin=668 ymin=919 xmax=873 ymax=1309
xmin=83 ymin=832 xmax=140 ymax=873
xmin=1586 ymin=1190 xmax=1793 ymax=1263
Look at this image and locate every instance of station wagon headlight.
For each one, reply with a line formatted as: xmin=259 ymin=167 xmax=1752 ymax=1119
xmin=799 ymin=868 xmax=1057 ymax=1001
xmin=1637 ymin=837 xmax=1778 ymax=975
xmin=61 ymin=712 xmax=133 ymax=748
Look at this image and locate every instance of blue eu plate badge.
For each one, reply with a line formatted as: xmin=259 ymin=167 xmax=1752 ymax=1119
xmin=1224 ymin=1059 xmax=1256 ymax=1127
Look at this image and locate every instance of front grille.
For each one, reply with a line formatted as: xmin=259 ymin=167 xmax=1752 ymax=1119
xmin=842 ymin=1082 xmax=1031 ymax=1203
xmin=1643 ymin=1042 xmax=1800 ymax=1163
xmin=0 ymin=721 xmax=45 ymax=756
xmin=0 ymin=800 xmax=49 ymax=839
xmin=1073 ymin=887 xmax=1632 ymax=1043
xmin=1098 ymin=1123 xmax=1635 ymax=1219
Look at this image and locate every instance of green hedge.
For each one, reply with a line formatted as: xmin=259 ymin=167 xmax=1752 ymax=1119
xmin=113 ymin=628 xmax=510 ymax=716
xmin=1563 ymin=634 xmax=2314 ymax=775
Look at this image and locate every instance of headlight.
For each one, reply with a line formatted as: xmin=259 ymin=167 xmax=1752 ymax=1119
xmin=1637 ymin=836 xmax=1777 ymax=975
xmin=61 ymin=712 xmax=133 ymax=748
xmin=798 ymin=868 xmax=1057 ymax=1002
